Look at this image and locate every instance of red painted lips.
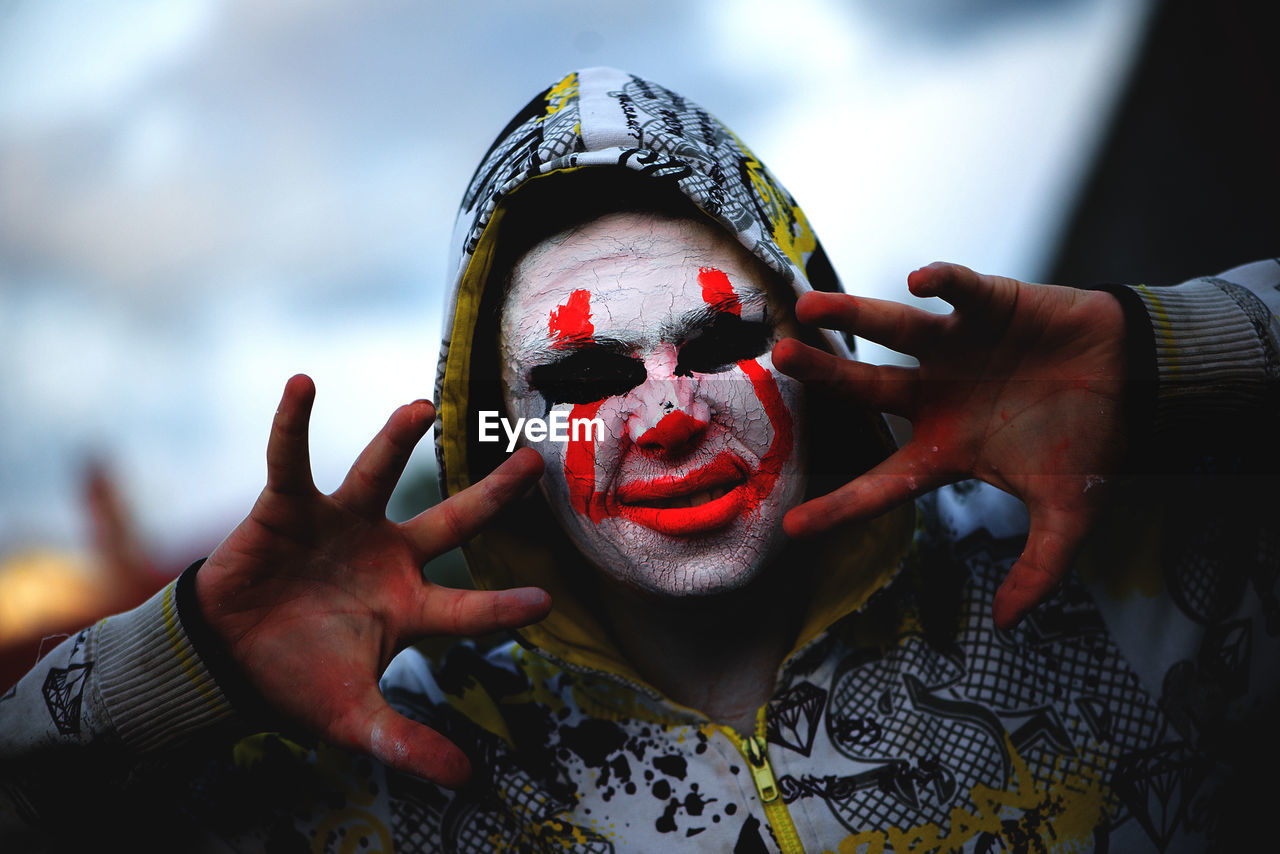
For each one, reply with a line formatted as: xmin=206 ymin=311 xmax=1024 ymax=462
xmin=615 ymin=452 xmax=750 ymax=536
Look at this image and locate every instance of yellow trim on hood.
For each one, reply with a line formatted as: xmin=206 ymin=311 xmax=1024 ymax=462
xmin=441 ymin=166 xmax=648 ymax=681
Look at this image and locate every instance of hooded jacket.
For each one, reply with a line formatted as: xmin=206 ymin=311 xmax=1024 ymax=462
xmin=2 ymin=68 xmax=1278 ymax=853
xmin=432 ymin=65 xmax=913 ymax=693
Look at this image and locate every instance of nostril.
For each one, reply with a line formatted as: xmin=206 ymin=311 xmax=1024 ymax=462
xmin=637 ymin=410 xmax=708 ymax=454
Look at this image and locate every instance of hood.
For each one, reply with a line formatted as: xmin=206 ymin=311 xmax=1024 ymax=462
xmin=433 ymin=67 xmax=914 ymax=686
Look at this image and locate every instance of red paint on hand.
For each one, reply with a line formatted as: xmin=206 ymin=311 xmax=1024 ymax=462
xmin=549 ymin=289 xmax=594 ymax=349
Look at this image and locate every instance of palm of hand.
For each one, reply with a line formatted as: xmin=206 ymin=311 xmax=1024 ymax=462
xmin=773 ymin=262 xmax=1128 ymax=628
xmin=914 ymin=272 xmax=1126 ymax=492
xmin=197 ymin=375 xmax=548 ymax=786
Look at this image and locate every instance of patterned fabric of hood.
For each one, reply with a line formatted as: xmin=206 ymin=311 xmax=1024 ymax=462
xmin=432 ymin=67 xmax=913 ymax=683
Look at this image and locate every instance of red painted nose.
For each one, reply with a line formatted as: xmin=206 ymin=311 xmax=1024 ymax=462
xmin=636 ymin=410 xmax=708 ymax=455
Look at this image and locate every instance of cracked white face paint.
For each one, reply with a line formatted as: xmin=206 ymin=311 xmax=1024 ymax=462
xmin=498 ymin=212 xmax=807 ymax=597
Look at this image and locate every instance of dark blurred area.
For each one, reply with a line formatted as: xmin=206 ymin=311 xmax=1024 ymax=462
xmin=1049 ymin=0 xmax=1279 ymax=287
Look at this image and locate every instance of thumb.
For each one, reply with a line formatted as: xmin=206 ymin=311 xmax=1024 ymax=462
xmin=340 ymin=689 xmax=474 ymax=788
xmin=991 ymin=504 xmax=1091 ymax=630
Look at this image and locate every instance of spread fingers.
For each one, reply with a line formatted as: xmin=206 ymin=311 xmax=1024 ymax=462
xmin=402 ymin=447 xmax=545 ymax=563
xmin=773 ymin=339 xmax=918 ymax=417
xmin=794 ymin=290 xmax=947 ymax=357
xmin=333 ymin=400 xmax=436 ymax=517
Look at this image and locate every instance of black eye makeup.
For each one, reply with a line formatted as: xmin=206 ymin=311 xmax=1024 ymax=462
xmin=674 ymin=314 xmax=773 ymax=376
xmin=529 ymin=348 xmax=648 ymax=406
xmin=524 ymin=306 xmax=776 ymax=408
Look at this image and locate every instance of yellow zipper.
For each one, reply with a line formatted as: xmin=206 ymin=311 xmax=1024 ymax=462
xmin=721 ymin=713 xmax=805 ymax=854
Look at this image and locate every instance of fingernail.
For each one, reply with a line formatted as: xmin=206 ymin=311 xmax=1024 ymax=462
xmin=410 ymin=400 xmax=437 ymax=425
xmin=512 ymin=588 xmax=548 ymax=607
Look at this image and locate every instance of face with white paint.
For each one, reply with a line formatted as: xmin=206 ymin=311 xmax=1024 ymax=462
xmin=498 ymin=211 xmax=807 ymax=598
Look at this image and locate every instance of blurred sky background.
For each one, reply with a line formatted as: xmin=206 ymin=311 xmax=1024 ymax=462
xmin=0 ymin=0 xmax=1157 ymax=578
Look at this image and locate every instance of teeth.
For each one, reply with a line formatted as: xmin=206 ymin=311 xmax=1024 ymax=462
xmin=641 ymin=483 xmax=734 ymax=509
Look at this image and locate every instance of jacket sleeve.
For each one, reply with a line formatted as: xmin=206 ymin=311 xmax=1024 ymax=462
xmin=1105 ymin=257 xmax=1280 ymax=443
xmin=0 ymin=564 xmax=236 ymax=840
xmin=1081 ymin=259 xmax=1280 ymax=779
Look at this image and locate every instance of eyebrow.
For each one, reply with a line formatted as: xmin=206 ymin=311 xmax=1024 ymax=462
xmin=662 ymin=290 xmax=770 ymax=339
xmin=522 ymin=289 xmax=772 ymax=365
xmin=523 ymin=334 xmax=636 ymax=366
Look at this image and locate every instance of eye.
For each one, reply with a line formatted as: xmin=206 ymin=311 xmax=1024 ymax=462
xmin=675 ymin=316 xmax=772 ymax=375
xmin=529 ymin=350 xmax=647 ymax=405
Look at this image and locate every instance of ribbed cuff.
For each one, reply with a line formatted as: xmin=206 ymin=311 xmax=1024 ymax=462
xmin=1089 ymin=283 xmax=1158 ymax=448
xmin=1128 ymin=278 xmax=1272 ymax=436
xmin=95 ymin=575 xmax=235 ymax=752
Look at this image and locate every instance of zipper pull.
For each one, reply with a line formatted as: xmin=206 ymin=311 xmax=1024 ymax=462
xmin=744 ymin=735 xmax=779 ymax=803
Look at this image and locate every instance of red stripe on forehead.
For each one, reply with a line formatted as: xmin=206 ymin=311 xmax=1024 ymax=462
xmin=549 ymin=289 xmax=594 ymax=349
xmin=698 ymin=267 xmax=741 ymax=316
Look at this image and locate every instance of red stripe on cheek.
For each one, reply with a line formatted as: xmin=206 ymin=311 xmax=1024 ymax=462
xmin=698 ymin=267 xmax=740 ymax=316
xmin=738 ymin=359 xmax=793 ymax=513
xmin=563 ymin=400 xmax=611 ymax=523
xmin=548 ymin=289 xmax=594 ymax=348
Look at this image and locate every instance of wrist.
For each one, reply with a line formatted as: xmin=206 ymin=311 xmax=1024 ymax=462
xmin=1086 ymin=283 xmax=1158 ymax=460
xmin=177 ymin=559 xmax=279 ymax=725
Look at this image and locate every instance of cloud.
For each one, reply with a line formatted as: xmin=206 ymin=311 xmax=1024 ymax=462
xmin=0 ymin=0 xmax=216 ymax=127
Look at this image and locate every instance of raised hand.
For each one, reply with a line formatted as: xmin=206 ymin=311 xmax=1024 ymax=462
xmin=773 ymin=262 xmax=1128 ymax=629
xmin=195 ymin=374 xmax=549 ymax=787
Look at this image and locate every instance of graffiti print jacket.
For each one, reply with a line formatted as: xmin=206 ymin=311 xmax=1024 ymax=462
xmin=2 ymin=68 xmax=1279 ymax=853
